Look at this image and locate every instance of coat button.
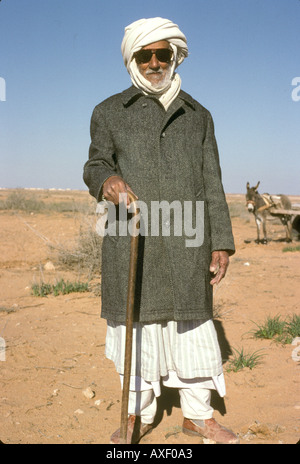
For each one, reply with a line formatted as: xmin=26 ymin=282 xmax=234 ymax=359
xmin=142 ymin=103 xmax=148 ymax=108
xmin=161 ymin=132 xmax=166 ymax=138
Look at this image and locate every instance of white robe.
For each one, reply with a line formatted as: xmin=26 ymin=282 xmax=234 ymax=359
xmin=105 ymin=319 xmax=226 ymax=398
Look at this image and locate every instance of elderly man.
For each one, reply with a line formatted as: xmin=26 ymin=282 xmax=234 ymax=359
xmin=83 ymin=18 xmax=238 ymax=444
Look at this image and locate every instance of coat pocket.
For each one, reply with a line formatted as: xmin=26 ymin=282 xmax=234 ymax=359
xmin=195 ymin=186 xmax=204 ymax=200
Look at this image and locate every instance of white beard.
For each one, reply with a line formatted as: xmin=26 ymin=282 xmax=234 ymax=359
xmin=145 ymin=66 xmax=173 ymax=91
xmin=128 ymin=43 xmax=182 ymax=110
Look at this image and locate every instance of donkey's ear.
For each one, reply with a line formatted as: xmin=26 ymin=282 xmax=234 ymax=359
xmin=255 ymin=181 xmax=260 ymax=191
xmin=246 ymin=182 xmax=250 ymax=190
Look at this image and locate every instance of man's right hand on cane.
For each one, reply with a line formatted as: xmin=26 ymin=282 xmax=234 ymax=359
xmin=102 ymin=175 xmax=137 ymax=207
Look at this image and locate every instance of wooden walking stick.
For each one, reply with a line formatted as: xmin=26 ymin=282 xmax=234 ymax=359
xmin=119 ymin=191 xmax=140 ymax=444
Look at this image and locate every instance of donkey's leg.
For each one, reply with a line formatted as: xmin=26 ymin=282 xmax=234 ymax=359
xmin=255 ymin=216 xmax=261 ymax=243
xmin=262 ymin=215 xmax=268 ymax=244
xmin=279 ymin=215 xmax=292 ymax=242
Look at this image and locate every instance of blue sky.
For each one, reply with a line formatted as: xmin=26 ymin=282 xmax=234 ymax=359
xmin=0 ymin=0 xmax=299 ymax=194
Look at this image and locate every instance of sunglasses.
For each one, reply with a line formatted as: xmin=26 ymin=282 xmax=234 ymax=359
xmin=134 ymin=48 xmax=173 ymax=64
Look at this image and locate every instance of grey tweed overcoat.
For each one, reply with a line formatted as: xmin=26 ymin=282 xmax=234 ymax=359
xmin=83 ymin=85 xmax=235 ymax=323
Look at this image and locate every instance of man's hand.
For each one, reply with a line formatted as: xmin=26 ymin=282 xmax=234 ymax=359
xmin=209 ymin=250 xmax=229 ymax=285
xmin=102 ymin=176 xmax=137 ymax=206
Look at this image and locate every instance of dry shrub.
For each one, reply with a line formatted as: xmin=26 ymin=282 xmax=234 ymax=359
xmin=0 ymin=189 xmax=95 ymax=214
xmin=50 ymin=215 xmax=103 ymax=277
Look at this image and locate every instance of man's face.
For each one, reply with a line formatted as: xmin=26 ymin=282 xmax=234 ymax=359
xmin=135 ymin=40 xmax=172 ymax=87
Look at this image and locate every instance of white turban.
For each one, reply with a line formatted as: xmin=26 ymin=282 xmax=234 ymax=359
xmin=121 ymin=17 xmax=188 ymax=110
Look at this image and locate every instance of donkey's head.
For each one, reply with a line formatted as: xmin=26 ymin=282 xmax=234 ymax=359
xmin=246 ymin=181 xmax=260 ymax=212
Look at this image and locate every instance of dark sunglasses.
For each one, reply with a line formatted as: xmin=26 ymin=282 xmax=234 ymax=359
xmin=134 ymin=48 xmax=173 ymax=64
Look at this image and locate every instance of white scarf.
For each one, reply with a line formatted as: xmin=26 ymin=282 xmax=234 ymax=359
xmin=121 ymin=18 xmax=188 ymax=110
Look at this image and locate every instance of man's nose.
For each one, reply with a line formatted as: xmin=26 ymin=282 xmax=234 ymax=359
xmin=149 ymin=53 xmax=160 ymax=69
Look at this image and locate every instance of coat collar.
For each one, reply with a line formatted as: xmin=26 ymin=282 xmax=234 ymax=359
xmin=120 ymin=85 xmax=196 ymax=110
xmin=120 ymin=85 xmax=143 ymax=106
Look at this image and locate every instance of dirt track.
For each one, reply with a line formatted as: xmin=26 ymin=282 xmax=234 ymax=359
xmin=0 ymin=189 xmax=299 ymax=444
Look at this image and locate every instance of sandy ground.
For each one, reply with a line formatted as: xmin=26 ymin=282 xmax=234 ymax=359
xmin=0 ymin=189 xmax=299 ymax=445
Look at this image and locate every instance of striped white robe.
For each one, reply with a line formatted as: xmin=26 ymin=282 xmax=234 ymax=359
xmin=105 ymin=319 xmax=226 ymax=397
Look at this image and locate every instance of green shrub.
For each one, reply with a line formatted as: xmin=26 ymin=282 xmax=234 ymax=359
xmin=282 ymin=245 xmax=300 ymax=253
xmin=32 ymin=279 xmax=89 ymax=297
xmin=226 ymin=347 xmax=264 ymax=372
xmin=251 ymin=314 xmax=300 ymax=344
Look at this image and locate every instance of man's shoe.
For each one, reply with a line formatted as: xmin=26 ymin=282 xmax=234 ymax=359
xmin=110 ymin=415 xmax=153 ymax=444
xmin=182 ymin=417 xmax=239 ymax=444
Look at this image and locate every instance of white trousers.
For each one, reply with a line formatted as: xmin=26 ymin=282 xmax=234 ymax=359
xmin=128 ymin=387 xmax=213 ymax=425
xmin=110 ymin=319 xmax=225 ymax=425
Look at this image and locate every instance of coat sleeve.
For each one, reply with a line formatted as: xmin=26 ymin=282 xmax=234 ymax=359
xmin=202 ymin=111 xmax=235 ymax=256
xmin=83 ymin=105 xmax=119 ymax=201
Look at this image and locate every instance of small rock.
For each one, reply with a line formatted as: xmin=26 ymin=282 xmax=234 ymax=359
xmin=94 ymin=399 xmax=103 ymax=406
xmin=248 ymin=421 xmax=285 ymax=437
xmin=44 ymin=261 xmax=55 ymax=271
xmin=203 ymin=438 xmax=216 ymax=444
xmin=274 ymin=425 xmax=285 ymax=434
xmin=249 ymin=422 xmax=272 ymax=436
xmin=74 ymin=409 xmax=84 ymax=415
xmin=82 ymin=387 xmax=95 ymax=399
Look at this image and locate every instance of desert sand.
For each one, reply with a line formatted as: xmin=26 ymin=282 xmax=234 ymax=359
xmin=0 ymin=189 xmax=299 ymax=445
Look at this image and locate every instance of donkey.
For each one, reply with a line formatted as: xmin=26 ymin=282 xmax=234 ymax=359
xmin=246 ymin=181 xmax=293 ymax=243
